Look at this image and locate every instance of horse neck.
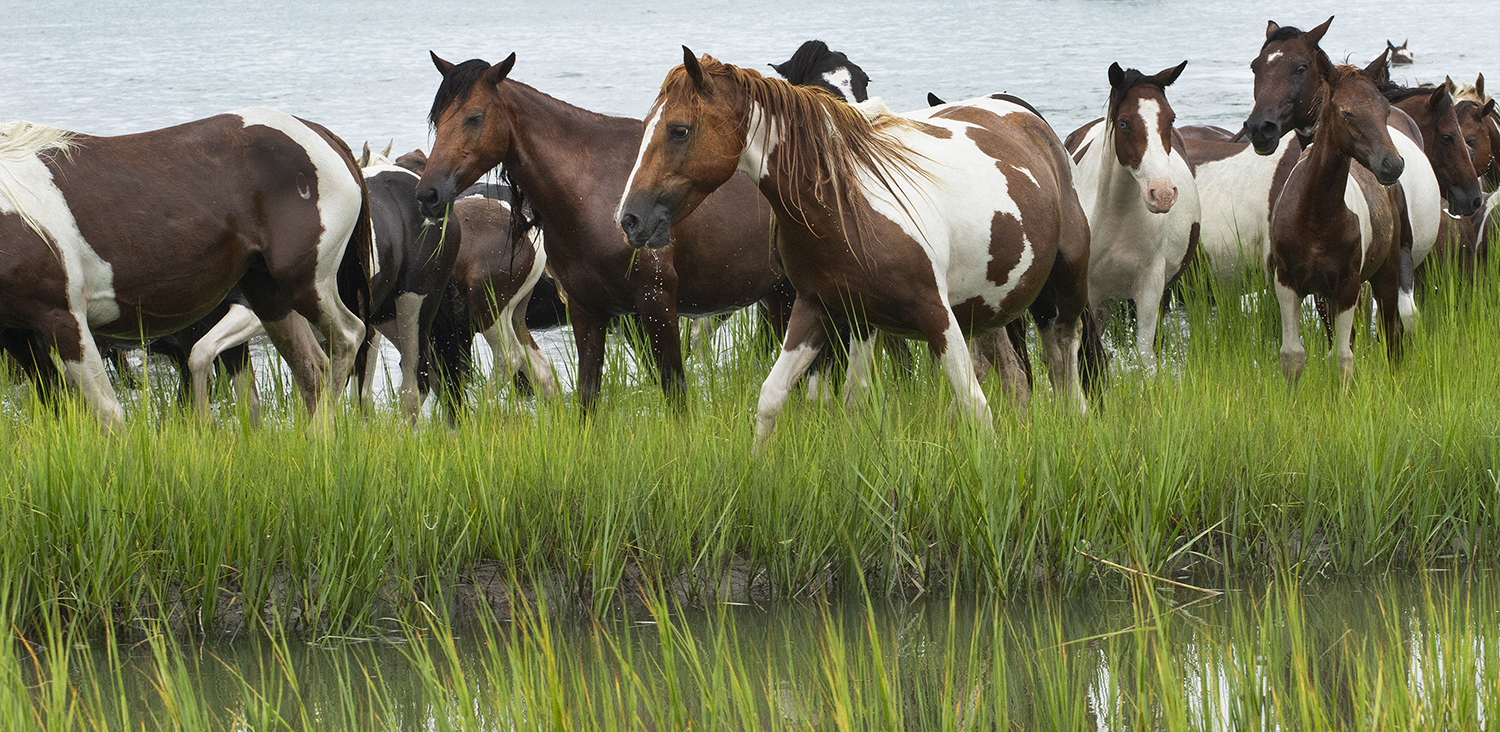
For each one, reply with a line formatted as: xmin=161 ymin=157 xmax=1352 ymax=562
xmin=742 ymin=104 xmax=873 ymax=247
xmin=497 ymin=82 xmax=640 ymax=217
xmin=1299 ymin=117 xmax=1356 ymax=214
xmin=1091 ymin=125 xmax=1142 ymax=207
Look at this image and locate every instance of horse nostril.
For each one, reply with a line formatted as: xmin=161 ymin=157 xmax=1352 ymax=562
xmin=1256 ymin=121 xmax=1279 ymax=137
xmin=620 ymin=212 xmax=640 ymax=234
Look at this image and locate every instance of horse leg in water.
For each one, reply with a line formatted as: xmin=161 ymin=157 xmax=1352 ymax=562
xmin=510 ymin=292 xmax=559 ymax=397
xmin=188 ymin=302 xmax=265 ymax=421
xmin=1028 ymin=256 xmax=1090 ymax=415
xmin=373 ymin=291 xmax=428 ymax=421
xmin=969 ymin=325 xmax=1031 ymax=415
xmin=1371 ymin=243 xmax=1408 ymax=366
xmin=485 ymin=287 xmax=533 ymax=395
xmin=42 ymin=306 xmax=125 ymax=426
xmin=753 ymin=297 xmax=830 ymax=452
xmin=250 ymin=306 xmax=328 ymax=418
xmin=634 ymin=279 xmax=686 ymax=410
xmin=223 ymin=344 xmax=261 ymax=425
xmin=570 ymin=305 xmax=609 ymax=413
xmin=1131 ymin=261 xmax=1169 ymax=372
xmin=1274 ymin=279 xmax=1309 ymax=389
xmin=841 ymin=326 xmax=879 ymax=407
xmin=357 ymin=330 xmax=385 ymax=412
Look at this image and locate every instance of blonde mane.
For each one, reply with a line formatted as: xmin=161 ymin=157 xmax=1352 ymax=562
xmin=0 ymin=121 xmax=78 ymax=244
xmin=657 ymin=55 xmax=932 ymax=247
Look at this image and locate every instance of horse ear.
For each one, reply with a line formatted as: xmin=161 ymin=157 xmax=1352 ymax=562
xmin=1387 ymin=40 xmax=1397 ymax=51
xmin=926 ymin=92 xmax=945 ymax=107
xmin=431 ymin=51 xmax=456 ymax=76
xmin=1483 ymin=99 xmax=1497 ymax=117
xmin=1363 ymin=48 xmax=1389 ymax=81
xmin=1265 ymin=20 xmax=1280 ymax=39
xmin=1108 ymin=62 xmax=1125 ymax=89
xmin=357 ymin=142 xmax=370 ymax=168
xmin=1478 ymin=73 xmax=1486 ymax=98
xmin=1430 ymin=86 xmax=1453 ymax=114
xmin=381 ymin=140 xmax=393 ymax=159
xmin=683 ymin=46 xmax=706 ymax=88
xmin=1401 ymin=39 xmax=1408 ymax=49
xmin=1307 ymin=16 xmax=1333 ymax=44
xmin=483 ymin=53 xmax=517 ymax=86
xmin=1155 ymin=60 xmax=1188 ymax=88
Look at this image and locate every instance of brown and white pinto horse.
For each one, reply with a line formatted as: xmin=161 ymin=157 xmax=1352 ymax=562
xmin=0 ymin=110 xmax=369 ymax=427
xmin=414 ymin=52 xmax=795 ymax=414
xmin=1065 ymin=61 xmax=1199 ymax=369
xmin=1269 ymin=65 xmax=1409 ymax=387
xmin=618 ymin=49 xmax=1091 ymax=446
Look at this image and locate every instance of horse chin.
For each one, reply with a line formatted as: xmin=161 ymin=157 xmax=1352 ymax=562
xmin=1250 ymin=137 xmax=1281 ymax=156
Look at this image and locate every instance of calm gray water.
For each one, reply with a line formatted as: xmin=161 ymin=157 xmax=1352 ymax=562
xmin=0 ymin=0 xmax=1494 ymax=398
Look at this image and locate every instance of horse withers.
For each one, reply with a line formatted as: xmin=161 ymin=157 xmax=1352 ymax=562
xmin=1065 ymin=61 xmax=1200 ymax=370
xmin=618 ymin=49 xmax=1092 ymax=449
xmin=0 ymin=110 xmax=369 ymax=428
xmin=1269 ymin=65 xmax=1410 ymax=387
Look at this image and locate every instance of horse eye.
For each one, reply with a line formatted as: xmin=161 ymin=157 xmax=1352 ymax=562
xmin=1467 ymin=136 xmax=1479 ymax=148
xmin=1340 ymin=110 xmax=1355 ymax=120
xmin=1295 ymin=64 xmax=1307 ymax=75
xmin=1442 ymin=134 xmax=1455 ymax=145
xmin=667 ymin=124 xmax=690 ymax=141
xmin=464 ymin=113 xmax=484 ymax=128
xmin=1116 ymin=120 xmax=1130 ymax=131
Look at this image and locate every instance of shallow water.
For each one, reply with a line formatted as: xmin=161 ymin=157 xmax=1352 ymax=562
xmin=31 ymin=573 xmax=1500 ymax=730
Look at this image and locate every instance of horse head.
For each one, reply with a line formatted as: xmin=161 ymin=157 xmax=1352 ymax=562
xmin=1245 ymin=16 xmax=1334 ymax=155
xmin=415 ymin=51 xmax=517 ymax=219
xmin=1388 ymin=39 xmax=1414 ymax=65
xmin=394 ymin=149 xmax=428 ymax=175
xmin=1321 ymin=64 xmax=1404 ymax=186
xmin=1106 ymin=60 xmax=1187 ymax=213
xmin=1403 ymin=82 xmax=1484 ymax=215
xmin=770 ymin=40 xmax=870 ymax=103
xmin=617 ymin=48 xmax=753 ymax=249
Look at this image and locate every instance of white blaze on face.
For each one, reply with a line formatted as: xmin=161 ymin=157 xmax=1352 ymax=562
xmin=0 ymin=146 xmax=120 ymax=326
xmin=1131 ymin=98 xmax=1178 ymax=212
xmin=820 ymin=67 xmax=855 ymax=102
xmin=738 ymin=102 xmax=784 ymax=182
xmin=617 ymin=107 xmax=663 ymax=222
xmin=1266 ymin=51 xmax=1284 ymax=63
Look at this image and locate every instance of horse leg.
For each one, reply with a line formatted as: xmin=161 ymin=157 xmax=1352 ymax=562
xmin=512 ymin=302 xmax=558 ymax=398
xmin=1371 ymin=255 xmax=1407 ymax=366
xmin=753 ymin=298 xmax=828 ymax=451
xmin=1133 ymin=265 xmax=1167 ymax=372
xmin=570 ymin=306 xmax=609 ymax=414
xmin=187 ymin=304 xmax=263 ymax=421
xmin=970 ymin=326 xmax=1030 ymax=415
xmin=840 ymin=326 xmax=878 ymax=407
xmin=489 ymin=294 xmax=531 ymax=395
xmin=226 ymin=347 xmax=262 ymax=426
xmin=635 ymin=286 xmax=686 ymax=410
xmin=925 ymin=309 xmax=994 ymax=428
xmin=2 ymin=329 xmax=63 ymax=407
xmin=385 ymin=292 xmax=428 ymax=422
xmin=49 ymin=310 xmax=125 ymax=428
xmin=257 ymin=311 xmax=327 ymax=418
xmin=1395 ymin=186 xmax=1418 ymax=329
xmin=1273 ymin=278 xmax=1308 ymax=389
xmin=358 ymin=330 xmax=384 ymax=413
xmin=1029 ymin=284 xmax=1088 ymax=415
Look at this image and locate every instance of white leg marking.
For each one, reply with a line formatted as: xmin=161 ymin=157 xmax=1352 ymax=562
xmin=61 ymin=316 xmax=124 ymax=428
xmin=1274 ymin=280 xmax=1307 ymax=388
xmin=935 ymin=317 xmax=994 ymax=428
xmin=386 ymin=292 xmax=427 ymax=421
xmin=754 ymin=341 xmax=823 ymax=451
xmin=841 ymin=330 xmax=879 ymax=407
xmin=1331 ymin=306 xmax=1356 ymax=384
xmin=187 ymin=303 xmax=264 ymax=420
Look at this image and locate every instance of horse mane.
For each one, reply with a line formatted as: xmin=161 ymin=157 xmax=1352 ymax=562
xmin=0 ymin=121 xmax=78 ymax=244
xmin=658 ymin=55 xmax=928 ymax=245
xmin=1382 ymin=84 xmax=1441 ymax=104
xmin=429 ymin=59 xmax=493 ymax=128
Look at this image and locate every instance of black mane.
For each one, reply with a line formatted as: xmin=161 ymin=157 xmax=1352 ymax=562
xmin=1109 ymin=68 xmax=1165 ymax=119
xmin=429 ymin=59 xmax=493 ymax=128
xmin=770 ymin=40 xmax=869 ymax=103
xmin=1382 ymin=85 xmax=1441 ymax=104
xmin=1263 ymin=25 xmax=1307 ymax=48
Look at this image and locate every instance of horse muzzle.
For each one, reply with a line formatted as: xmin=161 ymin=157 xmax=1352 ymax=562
xmin=415 ymin=181 xmax=456 ymax=220
xmin=617 ymin=200 xmax=673 ymax=249
xmin=1371 ymin=155 xmax=1405 ymax=187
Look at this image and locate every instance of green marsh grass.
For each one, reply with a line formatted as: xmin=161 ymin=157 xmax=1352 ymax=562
xmin=2 ymin=252 xmax=1499 ymax=635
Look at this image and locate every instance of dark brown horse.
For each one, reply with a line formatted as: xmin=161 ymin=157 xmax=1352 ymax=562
xmin=413 ymin=52 xmax=795 ymax=413
xmin=0 ymin=110 xmax=370 ymax=427
xmin=618 ymin=49 xmax=1092 ymax=448
xmin=1269 ymin=65 xmax=1409 ymax=387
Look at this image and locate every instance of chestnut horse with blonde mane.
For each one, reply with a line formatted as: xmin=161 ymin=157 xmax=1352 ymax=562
xmin=618 ymin=49 xmax=1092 ymax=448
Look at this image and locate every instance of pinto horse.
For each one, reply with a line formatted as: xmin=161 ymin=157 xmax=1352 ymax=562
xmin=426 ymin=193 xmax=558 ymax=416
xmin=1182 ymin=132 xmax=1302 ymax=279
xmin=770 ymin=40 xmax=870 ymax=104
xmin=1065 ymin=61 xmax=1199 ymax=369
xmin=618 ymin=49 xmax=1092 ymax=446
xmin=1269 ymin=65 xmax=1410 ymax=387
xmin=415 ymin=52 xmax=797 ymax=413
xmin=1243 ymin=17 xmax=1447 ymax=276
xmin=180 ymin=147 xmax=460 ymax=422
xmin=0 ymin=110 xmax=369 ymax=427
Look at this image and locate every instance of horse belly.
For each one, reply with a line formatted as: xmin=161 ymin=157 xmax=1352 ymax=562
xmin=1196 ymin=157 xmax=1275 ymax=278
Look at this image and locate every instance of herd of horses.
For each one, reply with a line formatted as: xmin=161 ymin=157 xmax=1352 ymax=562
xmin=1 ymin=18 xmax=1495 ymax=446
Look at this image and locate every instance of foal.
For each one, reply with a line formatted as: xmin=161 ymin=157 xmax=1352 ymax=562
xmin=1269 ymin=65 xmax=1409 ymax=387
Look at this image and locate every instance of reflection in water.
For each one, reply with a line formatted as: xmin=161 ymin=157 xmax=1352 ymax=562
xmin=26 ymin=573 xmax=1500 ymax=730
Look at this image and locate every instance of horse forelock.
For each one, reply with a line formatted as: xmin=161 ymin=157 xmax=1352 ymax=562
xmin=1262 ymin=25 xmax=1309 ymax=49
xmin=429 ymin=59 xmax=493 ymax=128
xmin=1108 ymin=69 xmax=1169 ymax=121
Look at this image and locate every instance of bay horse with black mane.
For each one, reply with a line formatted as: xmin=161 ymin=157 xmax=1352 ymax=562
xmin=618 ymin=49 xmax=1092 ymax=448
xmin=414 ymin=52 xmax=796 ymax=413
xmin=0 ymin=110 xmax=369 ymax=428
xmin=1270 ymin=64 xmax=1409 ymax=387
